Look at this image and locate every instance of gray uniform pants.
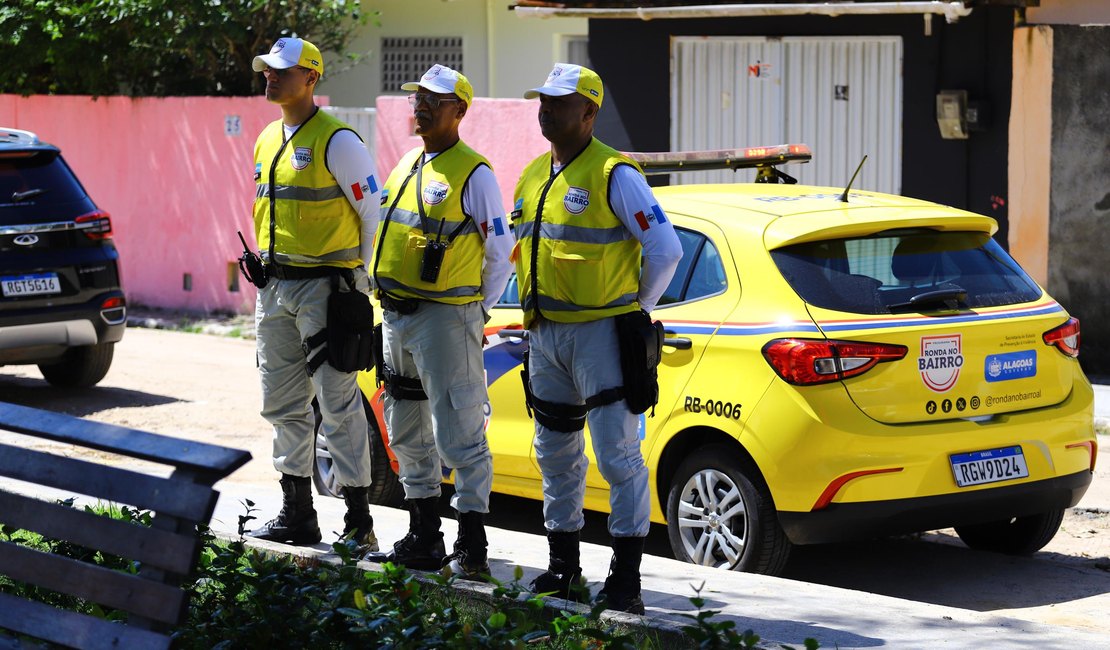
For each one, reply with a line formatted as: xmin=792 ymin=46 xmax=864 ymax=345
xmin=256 ymin=268 xmax=372 ymax=487
xmin=529 ymin=317 xmax=651 ymax=537
xmin=382 ymin=300 xmax=492 ymax=513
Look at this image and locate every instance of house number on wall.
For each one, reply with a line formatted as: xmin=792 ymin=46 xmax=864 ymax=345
xmin=225 ymin=115 xmax=242 ymax=136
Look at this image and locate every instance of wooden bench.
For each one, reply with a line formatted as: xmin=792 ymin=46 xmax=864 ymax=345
xmin=0 ymin=402 xmax=251 ymax=649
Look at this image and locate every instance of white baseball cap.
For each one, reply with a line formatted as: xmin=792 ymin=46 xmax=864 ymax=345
xmin=252 ymin=37 xmax=324 ymax=75
xmin=400 ymin=65 xmax=474 ymax=106
xmin=524 ymin=63 xmax=603 ymax=107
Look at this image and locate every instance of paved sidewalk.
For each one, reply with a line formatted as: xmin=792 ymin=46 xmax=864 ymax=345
xmin=206 ymin=476 xmax=1107 ymax=650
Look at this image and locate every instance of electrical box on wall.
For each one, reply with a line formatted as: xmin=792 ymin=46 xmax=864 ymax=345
xmin=936 ymin=90 xmax=969 ymax=139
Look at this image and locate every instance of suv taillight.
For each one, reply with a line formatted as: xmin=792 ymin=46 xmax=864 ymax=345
xmin=1043 ymin=317 xmax=1080 ymax=358
xmin=75 ymin=210 xmax=112 ymax=240
xmin=762 ymin=338 xmax=908 ymax=386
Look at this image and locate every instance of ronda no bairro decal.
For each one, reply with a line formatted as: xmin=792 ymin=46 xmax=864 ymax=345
xmin=919 ymin=334 xmax=963 ymax=392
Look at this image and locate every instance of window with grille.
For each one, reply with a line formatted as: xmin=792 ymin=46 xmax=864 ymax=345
xmin=381 ymin=37 xmax=464 ymax=94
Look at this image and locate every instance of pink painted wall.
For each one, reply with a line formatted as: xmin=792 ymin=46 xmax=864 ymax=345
xmin=374 ymin=96 xmax=550 ymax=210
xmin=1 ymin=94 xmax=548 ymax=314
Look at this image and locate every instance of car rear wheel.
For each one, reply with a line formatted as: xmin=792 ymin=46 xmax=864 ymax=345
xmin=37 ymin=342 xmax=114 ymax=388
xmin=311 ymin=396 xmax=403 ymax=507
xmin=665 ymin=445 xmax=791 ymax=575
xmin=953 ymin=508 xmax=1065 ymax=555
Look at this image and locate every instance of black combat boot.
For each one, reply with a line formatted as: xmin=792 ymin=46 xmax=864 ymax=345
xmin=364 ymin=497 xmax=445 ymax=570
xmin=530 ymin=530 xmax=586 ymax=602
xmin=443 ymin=510 xmax=490 ymax=581
xmin=340 ymin=485 xmax=379 ymax=553
xmin=595 ymin=536 xmax=646 ymax=615
xmin=247 ymin=474 xmax=322 ymax=545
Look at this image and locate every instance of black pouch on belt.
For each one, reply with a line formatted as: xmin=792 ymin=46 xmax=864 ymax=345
xmin=372 ymin=323 xmax=385 ymax=386
xmin=614 ymin=309 xmax=665 ymax=415
xmin=324 ymin=271 xmax=375 ymax=373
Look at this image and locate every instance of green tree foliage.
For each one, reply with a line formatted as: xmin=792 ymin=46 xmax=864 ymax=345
xmin=0 ymin=0 xmax=369 ymax=96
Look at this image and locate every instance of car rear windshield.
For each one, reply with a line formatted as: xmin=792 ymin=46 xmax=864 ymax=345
xmin=0 ymin=151 xmax=87 ymax=220
xmin=770 ymin=229 xmax=1042 ymax=314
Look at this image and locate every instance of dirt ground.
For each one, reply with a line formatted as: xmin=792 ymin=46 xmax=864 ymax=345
xmin=1 ymin=319 xmax=1107 ymax=632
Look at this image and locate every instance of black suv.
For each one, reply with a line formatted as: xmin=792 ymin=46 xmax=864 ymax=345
xmin=0 ymin=128 xmax=125 ymax=387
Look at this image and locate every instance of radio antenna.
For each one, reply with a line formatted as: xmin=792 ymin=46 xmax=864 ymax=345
xmin=838 ymin=155 xmax=867 ymax=203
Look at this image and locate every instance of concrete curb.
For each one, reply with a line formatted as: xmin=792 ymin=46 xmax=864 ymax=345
xmin=234 ymin=533 xmax=700 ymax=648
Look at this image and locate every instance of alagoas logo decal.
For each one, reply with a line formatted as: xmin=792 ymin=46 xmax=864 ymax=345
xmin=423 ymin=180 xmax=449 ymax=205
xmin=919 ymin=334 xmax=963 ymax=392
xmin=290 ymin=147 xmax=312 ymax=170
xmin=564 ymin=187 xmax=589 ymax=214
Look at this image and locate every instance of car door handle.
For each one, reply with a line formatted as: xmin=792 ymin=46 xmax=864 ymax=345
xmin=663 ymin=330 xmax=692 ymax=350
xmin=498 ymin=328 xmax=528 ymax=339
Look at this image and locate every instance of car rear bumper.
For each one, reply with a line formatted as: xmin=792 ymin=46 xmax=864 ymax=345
xmin=0 ymin=291 xmax=125 ymax=364
xmin=778 ymin=469 xmax=1092 ymax=545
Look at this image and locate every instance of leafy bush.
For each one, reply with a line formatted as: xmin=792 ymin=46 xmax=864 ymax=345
xmin=2 ymin=500 xmax=822 ymax=649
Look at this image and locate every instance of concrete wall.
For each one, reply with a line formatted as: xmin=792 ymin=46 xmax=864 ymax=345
xmin=1008 ymin=26 xmax=1053 ymax=286
xmin=0 ymin=94 xmax=287 ymax=313
xmin=1044 ymin=26 xmax=1110 ymax=377
xmin=317 ymin=0 xmax=587 ymax=105
xmin=1 ymin=93 xmax=549 ymax=315
xmin=374 ymin=96 xmax=549 ymax=210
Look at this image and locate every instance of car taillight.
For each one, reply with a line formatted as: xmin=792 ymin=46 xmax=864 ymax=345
xmin=75 ymin=210 xmax=112 ymax=240
xmin=762 ymin=338 xmax=908 ymax=386
xmin=1042 ymin=317 xmax=1080 ymax=357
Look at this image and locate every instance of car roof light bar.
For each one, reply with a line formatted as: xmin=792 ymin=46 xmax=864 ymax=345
xmin=626 ymin=143 xmax=812 ymax=175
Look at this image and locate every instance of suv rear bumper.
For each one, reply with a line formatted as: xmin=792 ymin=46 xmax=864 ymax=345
xmin=0 ymin=291 xmax=125 ymax=364
xmin=778 ymin=469 xmax=1092 ymax=545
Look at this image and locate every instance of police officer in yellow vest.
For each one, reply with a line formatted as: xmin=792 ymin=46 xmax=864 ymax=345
xmin=514 ymin=64 xmax=682 ymax=613
xmin=365 ymin=65 xmax=513 ymax=580
xmin=246 ymin=37 xmax=381 ymax=551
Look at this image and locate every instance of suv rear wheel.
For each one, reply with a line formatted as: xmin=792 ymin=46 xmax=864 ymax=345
xmin=666 ymin=445 xmax=791 ymax=575
xmin=37 ymin=342 xmax=114 ymax=388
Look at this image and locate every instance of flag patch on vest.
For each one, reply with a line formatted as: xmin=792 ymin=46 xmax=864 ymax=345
xmin=254 ymin=162 xmax=262 ymax=181
xmin=563 ymin=187 xmax=590 ymax=214
xmin=423 ymin=180 xmax=449 ymax=205
xmin=634 ymin=204 xmax=667 ymax=230
xmin=350 ymin=174 xmax=378 ymax=201
xmin=290 ymin=147 xmax=312 ymax=170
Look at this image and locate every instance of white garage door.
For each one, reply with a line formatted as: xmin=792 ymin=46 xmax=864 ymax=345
xmin=670 ymin=36 xmax=903 ymax=193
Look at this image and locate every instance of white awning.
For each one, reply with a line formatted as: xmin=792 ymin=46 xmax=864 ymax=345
xmin=513 ymin=2 xmax=973 ymax=24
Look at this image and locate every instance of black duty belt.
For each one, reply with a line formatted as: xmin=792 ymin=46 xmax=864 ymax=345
xmin=266 ymin=264 xmax=344 ymax=280
xmin=380 ymin=293 xmax=422 ymax=315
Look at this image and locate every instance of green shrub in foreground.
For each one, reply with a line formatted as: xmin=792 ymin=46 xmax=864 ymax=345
xmin=2 ymin=500 xmax=821 ymax=649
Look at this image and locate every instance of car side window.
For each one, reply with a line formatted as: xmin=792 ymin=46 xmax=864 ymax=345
xmin=659 ymin=227 xmax=726 ymax=305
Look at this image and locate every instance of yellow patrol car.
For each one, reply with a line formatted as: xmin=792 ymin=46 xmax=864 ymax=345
xmin=318 ymin=145 xmax=1096 ymax=576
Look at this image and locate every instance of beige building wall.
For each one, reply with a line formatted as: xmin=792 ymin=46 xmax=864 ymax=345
xmin=1007 ymin=26 xmax=1053 ymax=286
xmin=318 ymin=0 xmax=586 ymax=106
xmin=1028 ymin=0 xmax=1110 ymax=24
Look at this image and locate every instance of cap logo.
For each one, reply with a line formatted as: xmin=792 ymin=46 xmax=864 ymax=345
xmin=275 ymin=40 xmax=286 ymax=50
xmin=423 ymin=180 xmax=449 ymax=205
xmin=563 ymin=187 xmax=590 ymax=214
xmin=290 ymin=147 xmax=312 ymax=170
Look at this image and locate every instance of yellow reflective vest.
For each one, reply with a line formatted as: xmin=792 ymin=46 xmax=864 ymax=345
xmin=372 ymin=142 xmax=488 ymax=304
xmin=513 ymin=138 xmax=642 ymax=328
xmin=253 ymin=109 xmax=362 ymax=269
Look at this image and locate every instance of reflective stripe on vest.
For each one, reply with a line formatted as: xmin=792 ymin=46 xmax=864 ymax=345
xmin=513 ymin=138 xmax=642 ymax=328
xmin=252 ymin=110 xmax=362 ymax=269
xmin=373 ymin=142 xmax=488 ymax=304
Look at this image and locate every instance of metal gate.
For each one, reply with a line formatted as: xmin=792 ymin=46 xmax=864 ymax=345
xmin=670 ymin=36 xmax=902 ymax=193
xmin=322 ymin=106 xmax=377 ymax=158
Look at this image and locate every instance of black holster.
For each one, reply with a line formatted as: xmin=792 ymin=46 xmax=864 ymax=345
xmin=372 ymin=323 xmax=385 ymax=386
xmin=614 ymin=310 xmax=665 ymax=415
xmin=305 ymin=271 xmax=374 ymax=375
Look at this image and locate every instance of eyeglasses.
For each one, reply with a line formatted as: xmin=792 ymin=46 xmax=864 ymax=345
xmin=262 ymin=66 xmax=312 ymax=77
xmin=408 ymin=94 xmax=460 ymax=109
